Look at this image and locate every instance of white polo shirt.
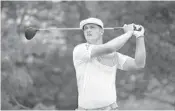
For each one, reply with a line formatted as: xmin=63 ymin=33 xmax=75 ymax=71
xmin=73 ymin=43 xmax=129 ymax=109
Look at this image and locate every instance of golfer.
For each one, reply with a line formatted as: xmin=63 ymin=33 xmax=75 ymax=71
xmin=73 ymin=18 xmax=146 ymax=110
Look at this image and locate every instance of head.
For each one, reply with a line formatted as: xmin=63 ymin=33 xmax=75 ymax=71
xmin=80 ymin=18 xmax=104 ymax=44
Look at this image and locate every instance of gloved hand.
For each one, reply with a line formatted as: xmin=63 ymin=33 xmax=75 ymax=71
xmin=133 ymin=24 xmax=145 ymax=38
xmin=123 ymin=23 xmax=134 ymax=33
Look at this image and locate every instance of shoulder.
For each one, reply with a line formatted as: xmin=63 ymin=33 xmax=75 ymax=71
xmin=73 ymin=43 xmax=87 ymax=54
xmin=114 ymin=52 xmax=129 ymax=60
xmin=115 ymin=52 xmax=130 ymax=61
xmin=115 ymin=52 xmax=124 ymax=57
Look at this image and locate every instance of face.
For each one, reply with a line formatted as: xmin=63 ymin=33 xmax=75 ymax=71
xmin=83 ymin=23 xmax=103 ymax=44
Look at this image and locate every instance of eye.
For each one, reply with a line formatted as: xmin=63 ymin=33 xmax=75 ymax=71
xmin=83 ymin=26 xmax=88 ymax=31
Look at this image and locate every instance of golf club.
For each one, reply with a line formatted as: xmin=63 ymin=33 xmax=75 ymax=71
xmin=25 ymin=26 xmax=141 ymax=40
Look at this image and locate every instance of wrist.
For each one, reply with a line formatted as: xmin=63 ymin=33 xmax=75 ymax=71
xmin=127 ymin=30 xmax=134 ymax=35
xmin=136 ymin=35 xmax=144 ymax=39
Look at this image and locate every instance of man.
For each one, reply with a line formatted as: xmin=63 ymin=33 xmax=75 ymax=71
xmin=73 ymin=17 xmax=146 ymax=110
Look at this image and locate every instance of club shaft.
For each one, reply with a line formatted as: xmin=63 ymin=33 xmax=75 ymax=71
xmin=105 ymin=27 xmax=123 ymax=30
xmin=37 ymin=27 xmax=123 ymax=31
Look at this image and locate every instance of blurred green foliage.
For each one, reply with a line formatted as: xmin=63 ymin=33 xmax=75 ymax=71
xmin=1 ymin=1 xmax=175 ymax=110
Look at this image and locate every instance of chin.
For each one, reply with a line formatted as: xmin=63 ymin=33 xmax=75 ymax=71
xmin=86 ymin=37 xmax=100 ymax=44
xmin=87 ymin=40 xmax=93 ymax=44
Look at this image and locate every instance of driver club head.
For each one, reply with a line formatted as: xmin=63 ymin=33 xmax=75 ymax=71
xmin=25 ymin=27 xmax=39 ymax=40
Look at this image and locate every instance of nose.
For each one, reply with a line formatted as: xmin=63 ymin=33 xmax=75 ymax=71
xmin=86 ymin=28 xmax=91 ymax=33
xmin=87 ymin=31 xmax=91 ymax=35
xmin=86 ymin=28 xmax=91 ymax=32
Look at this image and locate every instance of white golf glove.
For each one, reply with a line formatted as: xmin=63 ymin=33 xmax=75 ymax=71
xmin=133 ymin=24 xmax=145 ymax=38
xmin=123 ymin=23 xmax=134 ymax=33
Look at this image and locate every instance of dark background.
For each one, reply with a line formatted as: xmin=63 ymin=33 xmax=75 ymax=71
xmin=1 ymin=1 xmax=175 ymax=110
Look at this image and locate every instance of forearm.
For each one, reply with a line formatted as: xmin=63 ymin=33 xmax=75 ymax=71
xmin=135 ymin=37 xmax=146 ymax=68
xmin=105 ymin=31 xmax=133 ymax=52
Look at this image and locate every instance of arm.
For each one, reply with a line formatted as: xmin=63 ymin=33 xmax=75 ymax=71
xmin=91 ymin=24 xmax=134 ymax=58
xmin=135 ymin=37 xmax=146 ymax=67
xmin=123 ymin=25 xmax=146 ymax=71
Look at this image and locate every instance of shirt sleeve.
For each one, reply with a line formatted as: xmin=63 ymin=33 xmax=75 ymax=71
xmin=116 ymin=52 xmax=129 ymax=70
xmin=73 ymin=43 xmax=94 ymax=66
